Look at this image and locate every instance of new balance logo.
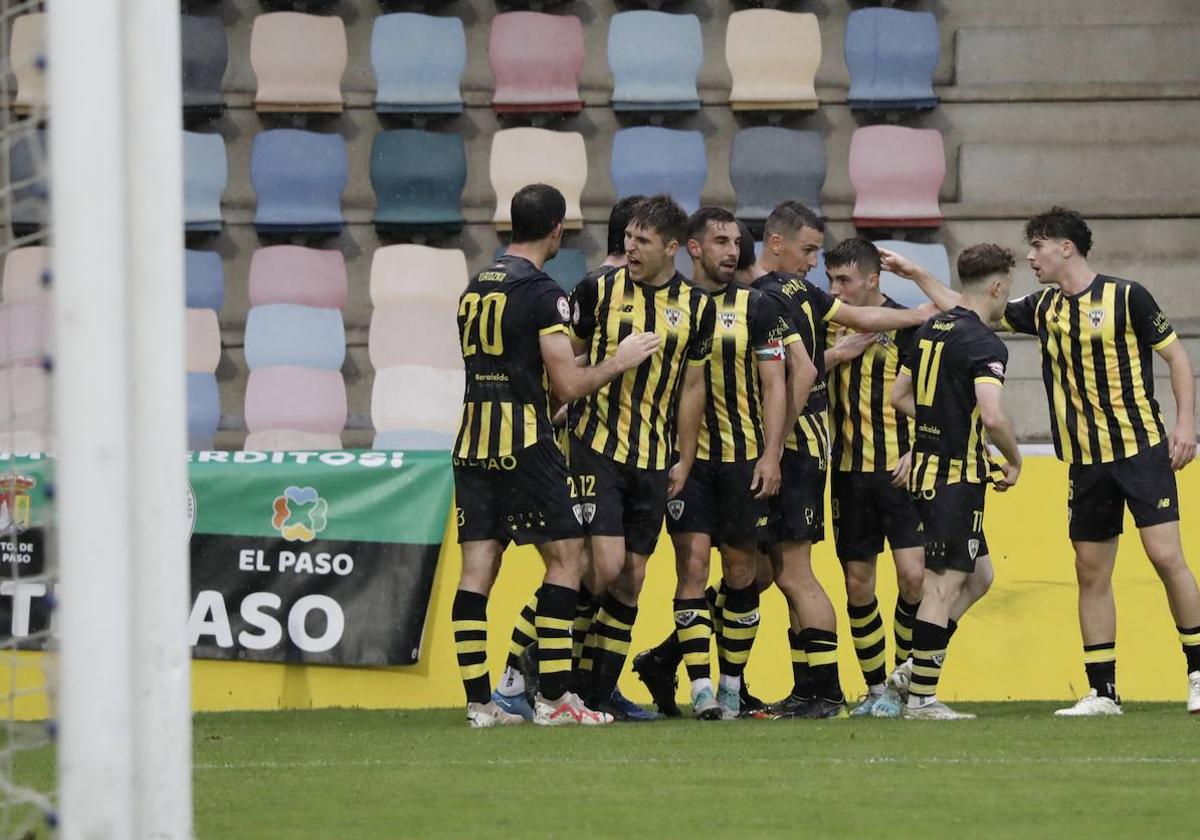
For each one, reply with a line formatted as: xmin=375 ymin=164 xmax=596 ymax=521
xmin=1158 ymin=498 xmax=1172 ymax=509
xmin=621 ymin=304 xmax=635 ymax=313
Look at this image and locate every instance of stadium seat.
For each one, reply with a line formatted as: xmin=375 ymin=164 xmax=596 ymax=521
xmin=731 ymin=127 xmax=826 ymax=225
xmin=187 ymin=372 xmax=220 ymax=450
xmin=369 ymin=303 xmax=460 ymax=371
xmin=845 ymin=8 xmax=939 ymax=112
xmin=0 ymin=301 xmax=51 ymax=366
xmin=371 ymin=13 xmax=465 ymax=115
xmin=9 ymin=127 xmax=49 ymax=236
xmin=492 ymin=246 xmax=589 ymax=293
xmin=10 ymin=13 xmax=46 ymax=115
xmin=849 ymin=125 xmax=945 ymax=229
xmin=185 ymin=249 xmax=225 ymax=312
xmin=490 ymin=128 xmax=586 ymax=231
xmin=244 ymin=430 xmax=342 ymax=452
xmin=251 ymin=130 xmax=347 ymax=235
xmin=245 ymin=366 xmax=347 ymax=435
xmin=183 ymin=131 xmax=226 ymax=234
xmin=185 ymin=307 xmax=221 ymax=373
xmin=727 ymin=10 xmax=820 ymax=111
xmin=250 ymin=12 xmax=346 ymax=113
xmin=248 ymin=245 xmax=347 ymax=310
xmin=244 ymin=304 xmax=346 ymax=371
xmin=873 ymin=240 xmax=952 ymax=307
xmin=608 ymin=11 xmax=702 ymax=112
xmin=371 ymin=130 xmax=467 ymax=238
xmin=0 ymin=430 xmax=49 ymax=455
xmin=490 ymin=12 xmax=584 ymax=114
xmin=372 ymin=429 xmax=455 ymax=450
xmin=181 ymin=14 xmax=227 ymax=119
xmin=370 ymin=245 xmax=468 ymax=309
xmin=371 ymin=365 xmax=463 ymax=436
xmin=611 ymin=127 xmax=706 ymax=215
xmin=0 ymin=367 xmax=47 ymax=432
xmin=1 ymin=246 xmax=50 ymax=303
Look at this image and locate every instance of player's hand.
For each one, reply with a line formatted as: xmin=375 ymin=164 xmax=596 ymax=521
xmin=834 ymin=331 xmax=877 ymax=362
xmin=995 ymin=461 xmax=1021 ymax=492
xmin=1168 ymin=424 xmax=1196 ymax=471
xmin=614 ymin=331 xmax=661 ymax=371
xmin=550 ymin=403 xmax=568 ymax=428
xmin=667 ymin=461 xmax=692 ymax=499
xmin=877 ymin=247 xmax=921 ymax=279
xmin=750 ymin=458 xmax=781 ymax=500
xmin=890 ymin=451 xmax=912 ymax=488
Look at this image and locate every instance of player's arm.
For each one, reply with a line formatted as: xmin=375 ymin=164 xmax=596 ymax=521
xmin=829 ymin=298 xmax=933 ymax=333
xmin=784 ymin=339 xmax=817 ymax=427
xmin=877 ymin=247 xmax=962 ymax=314
xmin=541 ymin=329 xmax=659 ymax=403
xmin=1157 ymin=338 xmax=1196 ymax=470
xmin=825 ymin=331 xmax=877 ymax=369
xmin=976 ymin=381 xmax=1022 ymax=490
xmin=668 ymin=362 xmax=707 ymax=499
xmin=889 ymin=367 xmax=916 ymax=418
xmin=751 ymin=353 xmax=786 ymax=500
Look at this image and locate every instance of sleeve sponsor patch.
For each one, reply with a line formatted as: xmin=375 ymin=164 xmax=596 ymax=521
xmin=988 ymin=361 xmax=1005 ymax=377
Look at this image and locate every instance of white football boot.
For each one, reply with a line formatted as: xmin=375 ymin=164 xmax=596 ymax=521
xmin=1187 ymin=671 xmax=1200 ymax=714
xmin=903 ymin=699 xmax=976 ymax=720
xmin=467 ymin=700 xmax=525 ymax=728
xmin=533 ymin=692 xmax=614 ymax=726
xmin=1054 ymin=689 xmax=1123 ymax=717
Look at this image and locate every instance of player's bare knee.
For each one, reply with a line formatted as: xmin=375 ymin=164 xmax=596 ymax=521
xmin=611 ymin=559 xmax=647 ymax=605
xmin=842 ymin=561 xmax=875 ymax=605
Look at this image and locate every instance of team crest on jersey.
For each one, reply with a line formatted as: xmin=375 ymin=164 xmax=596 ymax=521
xmin=572 ymin=300 xmax=582 ymax=325
xmin=557 ymin=296 xmax=571 ymax=321
xmin=667 ymin=499 xmax=685 ymax=520
xmin=719 ymin=311 xmax=737 ymax=330
xmin=968 ymin=539 xmax=980 ymax=559
xmin=581 ymin=502 xmax=596 ymax=523
xmin=572 ymin=504 xmax=584 ymax=524
xmin=664 ymin=307 xmax=681 ymax=327
xmin=1087 ymin=309 xmax=1105 ymax=329
xmin=674 ymin=609 xmax=699 ymax=626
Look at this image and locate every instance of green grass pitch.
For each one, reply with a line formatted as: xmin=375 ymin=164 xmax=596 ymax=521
xmin=9 ymin=703 xmax=1199 ymax=838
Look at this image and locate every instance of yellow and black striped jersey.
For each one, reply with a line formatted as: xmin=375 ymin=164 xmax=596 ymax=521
xmin=904 ymin=306 xmax=1008 ymax=491
xmin=828 ymin=297 xmax=917 ymax=473
xmin=698 ymin=282 xmax=793 ymax=463
xmin=752 ymin=270 xmax=843 ymax=461
xmin=1001 ymin=275 xmax=1175 ymax=465
xmin=454 ymin=255 xmax=571 ymax=460
xmin=569 ymin=267 xmax=714 ymax=470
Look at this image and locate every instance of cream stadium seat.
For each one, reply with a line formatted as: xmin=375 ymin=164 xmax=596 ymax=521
xmin=251 ymin=12 xmax=346 ymax=113
xmin=727 ymin=10 xmax=821 ymax=111
xmin=10 ymin=13 xmax=46 ymax=115
xmin=368 ymin=302 xmax=461 ymax=371
xmin=1 ymin=246 xmax=50 ymax=303
xmin=369 ymin=244 xmax=468 ymax=308
xmin=185 ymin=307 xmax=220 ymax=374
xmin=489 ymin=128 xmax=586 ymax=231
xmin=243 ymin=430 xmax=343 ymax=451
xmin=371 ymin=365 xmax=463 ymax=436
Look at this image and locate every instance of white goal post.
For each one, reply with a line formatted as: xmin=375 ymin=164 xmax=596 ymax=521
xmin=49 ymin=0 xmax=193 ymax=837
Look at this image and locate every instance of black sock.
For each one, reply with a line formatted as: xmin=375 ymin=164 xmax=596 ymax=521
xmin=805 ymin=628 xmax=842 ymax=702
xmin=893 ymin=597 xmax=920 ymax=666
xmin=586 ymin=594 xmax=639 ymax=705
xmin=504 ymin=593 xmax=538 ymax=672
xmin=452 ymin=589 xmax=490 ymax=705
xmin=1179 ymin=625 xmax=1200 ymax=674
xmin=717 ymin=583 xmax=759 ymax=678
xmin=1083 ymin=641 xmax=1117 ymax=700
xmin=847 ymin=598 xmax=887 ymax=688
xmin=909 ymin=619 xmax=950 ymax=702
xmin=535 ymin=583 xmax=578 ymax=701
xmin=789 ymin=629 xmax=810 ymax=697
xmin=674 ymin=597 xmax=712 ymax=684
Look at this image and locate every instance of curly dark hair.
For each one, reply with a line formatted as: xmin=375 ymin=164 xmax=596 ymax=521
xmin=1024 ymin=206 xmax=1093 ymax=257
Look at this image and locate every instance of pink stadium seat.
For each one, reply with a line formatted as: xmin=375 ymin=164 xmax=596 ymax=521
xmin=489 ymin=12 xmax=584 ymax=114
xmin=1 ymin=246 xmax=49 ymax=303
xmin=368 ymin=303 xmax=461 ymax=371
xmin=245 ymin=366 xmax=347 ymax=434
xmin=250 ymin=12 xmax=346 ymax=112
xmin=369 ymin=245 xmax=467 ymax=308
xmin=185 ymin=308 xmax=220 ymax=374
xmin=0 ymin=366 xmax=48 ymax=434
xmin=244 ymin=430 xmax=342 ymax=451
xmin=0 ymin=301 xmax=51 ymax=365
xmin=248 ymin=245 xmax=348 ymax=309
xmin=849 ymin=125 xmax=945 ymax=228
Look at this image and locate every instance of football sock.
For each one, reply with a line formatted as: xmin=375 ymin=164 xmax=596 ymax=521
xmin=717 ymin=583 xmax=759 ymax=679
xmin=452 ymin=589 xmax=490 ymax=705
xmin=805 ymin=628 xmax=843 ymax=702
xmin=894 ymin=597 xmax=920 ymax=667
xmin=1179 ymin=625 xmax=1200 ymax=674
xmin=848 ymin=598 xmax=887 ymax=689
xmin=710 ymin=582 xmax=727 ymax=639
xmin=1083 ymin=641 xmax=1117 ymax=700
xmin=535 ymin=583 xmax=577 ymax=701
xmin=572 ymin=586 xmax=597 ymax=667
xmin=789 ymin=629 xmax=811 ymax=697
xmin=908 ymin=619 xmax=950 ymax=705
xmin=504 ymin=592 xmax=538 ymax=674
xmin=586 ymin=594 xmax=639 ymax=704
xmin=947 ymin=618 xmax=959 ymax=639
xmin=674 ymin=597 xmax=713 ymax=684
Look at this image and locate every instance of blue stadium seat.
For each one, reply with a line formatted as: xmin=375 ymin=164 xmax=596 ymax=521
xmin=8 ymin=127 xmax=48 ymax=237
xmin=372 ymin=429 xmax=455 ymax=451
xmin=372 ymin=13 xmax=465 ymax=115
xmin=845 ymin=8 xmax=939 ymax=112
xmin=244 ymin=304 xmax=346 ymax=371
xmin=611 ymin=127 xmax=706 ymax=215
xmin=183 ymin=131 xmax=226 ymax=234
xmin=493 ymin=247 xmax=588 ymax=293
xmin=187 ymin=372 xmax=220 ymax=450
xmin=371 ymin=130 xmax=466 ymax=238
xmin=731 ymin=127 xmax=825 ymax=227
xmin=180 ymin=14 xmax=227 ymax=119
xmin=608 ymin=11 xmax=702 ymax=112
xmin=251 ymin=129 xmax=346 ymax=235
xmin=873 ymin=240 xmax=951 ymax=307
xmin=186 ymin=249 xmax=225 ymax=312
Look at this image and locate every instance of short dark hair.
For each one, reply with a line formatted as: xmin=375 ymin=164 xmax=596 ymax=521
xmin=627 ymin=194 xmax=687 ymax=247
xmin=957 ymin=243 xmax=1016 ymax=285
xmin=510 ymin=183 xmax=566 ymax=243
xmin=735 ymin=220 xmax=755 ymax=270
xmin=607 ymin=195 xmax=644 ymax=256
xmin=824 ymin=237 xmax=881 ymax=276
xmin=686 ymin=206 xmax=738 ymax=244
xmin=1024 ymin=206 xmax=1093 ymax=257
xmin=763 ymin=200 xmax=825 ymax=240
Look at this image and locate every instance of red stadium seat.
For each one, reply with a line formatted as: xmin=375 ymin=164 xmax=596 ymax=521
xmin=244 ymin=366 xmax=347 ymax=435
xmin=489 ymin=12 xmax=584 ymax=114
xmin=849 ymin=125 xmax=945 ymax=228
xmin=248 ymin=245 xmax=348 ymax=310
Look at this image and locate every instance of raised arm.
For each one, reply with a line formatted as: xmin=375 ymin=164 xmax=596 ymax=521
xmin=877 ymin=247 xmax=962 ymax=314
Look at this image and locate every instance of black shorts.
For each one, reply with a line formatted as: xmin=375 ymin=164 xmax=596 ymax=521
xmin=913 ymin=481 xmax=988 ymax=573
xmin=767 ymin=448 xmax=826 ymax=544
xmin=453 ymin=441 xmax=582 ymax=546
xmin=831 ymin=470 xmax=923 ymax=561
xmin=665 ymin=458 xmax=770 ymax=547
xmin=1068 ymin=442 xmax=1179 ymax=541
xmin=568 ymin=435 xmax=669 ymax=556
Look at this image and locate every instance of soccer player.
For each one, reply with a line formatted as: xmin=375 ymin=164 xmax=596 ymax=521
xmin=451 ymin=184 xmax=659 ymax=727
xmin=885 ymin=243 xmax=1022 ymax=720
xmin=567 ymin=195 xmax=715 ymax=719
xmin=749 ymin=202 xmax=935 ymax=719
xmin=656 ymin=207 xmax=799 ymax=719
xmin=891 ymin=207 xmax=1200 ymax=716
xmin=821 ymin=238 xmax=925 ymax=715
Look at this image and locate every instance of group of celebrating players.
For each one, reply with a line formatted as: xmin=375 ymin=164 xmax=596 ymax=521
xmin=451 ymin=185 xmax=1200 ymax=726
